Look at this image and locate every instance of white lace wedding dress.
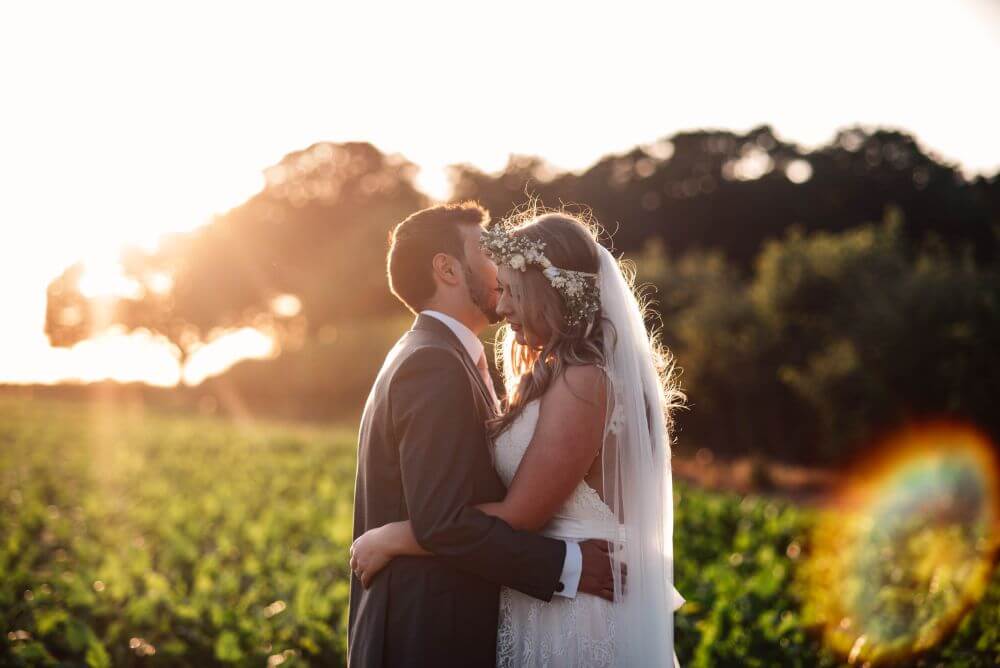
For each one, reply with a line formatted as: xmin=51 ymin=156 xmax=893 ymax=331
xmin=492 ymin=398 xmax=685 ymax=668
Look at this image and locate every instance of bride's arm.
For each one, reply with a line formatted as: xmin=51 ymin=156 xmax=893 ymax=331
xmin=350 ymin=520 xmax=428 ymax=587
xmin=478 ymin=364 xmax=607 ymax=531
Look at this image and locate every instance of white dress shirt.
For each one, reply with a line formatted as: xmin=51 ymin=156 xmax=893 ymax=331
xmin=420 ymin=310 xmax=583 ymax=598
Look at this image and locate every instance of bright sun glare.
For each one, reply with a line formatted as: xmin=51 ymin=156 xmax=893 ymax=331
xmin=1 ymin=0 xmax=997 ymax=386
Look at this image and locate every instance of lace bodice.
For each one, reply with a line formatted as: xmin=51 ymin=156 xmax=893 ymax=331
xmin=492 ymin=399 xmax=616 ymax=525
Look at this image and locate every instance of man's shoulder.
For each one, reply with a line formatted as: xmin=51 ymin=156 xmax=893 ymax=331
xmin=391 ymin=337 xmax=467 ymax=378
xmin=369 ymin=331 xmax=466 ymax=397
xmin=380 ymin=339 xmax=475 ymax=412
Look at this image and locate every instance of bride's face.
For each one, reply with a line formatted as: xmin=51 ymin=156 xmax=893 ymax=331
xmin=495 ymin=266 xmax=551 ymax=348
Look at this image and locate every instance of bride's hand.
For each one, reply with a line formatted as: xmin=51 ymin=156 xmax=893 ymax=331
xmin=350 ymin=526 xmax=394 ymax=588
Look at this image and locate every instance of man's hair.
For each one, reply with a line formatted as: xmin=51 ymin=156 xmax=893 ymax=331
xmin=387 ymin=201 xmax=490 ymax=313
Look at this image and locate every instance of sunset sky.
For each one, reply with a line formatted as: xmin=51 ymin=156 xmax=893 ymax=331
xmin=2 ymin=0 xmax=998 ymax=385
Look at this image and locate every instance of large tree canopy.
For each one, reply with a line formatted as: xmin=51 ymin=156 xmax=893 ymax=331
xmin=44 ymin=127 xmax=999 ymax=379
xmin=45 ymin=142 xmax=426 ymax=368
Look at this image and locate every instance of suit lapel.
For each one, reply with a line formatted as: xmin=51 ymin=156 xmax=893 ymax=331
xmin=412 ymin=314 xmax=498 ymax=417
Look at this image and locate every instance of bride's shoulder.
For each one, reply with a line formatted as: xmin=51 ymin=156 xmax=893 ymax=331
xmin=548 ymin=364 xmax=609 ymax=411
xmin=531 ymin=364 xmax=611 ymax=450
xmin=561 ymin=363 xmax=607 ymax=386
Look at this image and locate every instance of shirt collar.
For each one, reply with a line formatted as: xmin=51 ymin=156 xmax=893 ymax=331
xmin=420 ymin=309 xmax=485 ymax=363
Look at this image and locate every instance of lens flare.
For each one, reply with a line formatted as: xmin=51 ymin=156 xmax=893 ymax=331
xmin=800 ymin=419 xmax=999 ymax=665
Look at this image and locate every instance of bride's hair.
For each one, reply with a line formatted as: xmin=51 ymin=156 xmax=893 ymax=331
xmin=487 ymin=203 xmax=686 ymax=441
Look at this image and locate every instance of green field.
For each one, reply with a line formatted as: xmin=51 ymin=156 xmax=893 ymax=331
xmin=1 ymin=397 xmax=997 ymax=666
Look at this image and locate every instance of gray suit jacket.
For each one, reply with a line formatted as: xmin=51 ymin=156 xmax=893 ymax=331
xmin=347 ymin=313 xmax=566 ymax=667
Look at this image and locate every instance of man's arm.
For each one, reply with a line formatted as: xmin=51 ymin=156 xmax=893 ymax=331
xmin=391 ymin=346 xmax=565 ymax=602
xmin=351 ymin=516 xmax=617 ymax=598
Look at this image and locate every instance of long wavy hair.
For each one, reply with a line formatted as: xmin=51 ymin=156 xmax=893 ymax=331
xmin=486 ymin=205 xmax=686 ymax=442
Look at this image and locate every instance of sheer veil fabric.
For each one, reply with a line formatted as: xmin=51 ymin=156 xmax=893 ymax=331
xmin=595 ymin=244 xmax=680 ymax=666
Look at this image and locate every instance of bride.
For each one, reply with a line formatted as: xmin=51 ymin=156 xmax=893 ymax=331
xmin=351 ymin=210 xmax=687 ymax=666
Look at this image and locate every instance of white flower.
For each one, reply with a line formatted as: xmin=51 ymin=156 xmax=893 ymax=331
xmin=509 ymin=253 xmax=526 ymax=270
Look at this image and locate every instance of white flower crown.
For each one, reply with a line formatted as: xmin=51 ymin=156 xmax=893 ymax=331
xmin=480 ymin=225 xmax=601 ymax=327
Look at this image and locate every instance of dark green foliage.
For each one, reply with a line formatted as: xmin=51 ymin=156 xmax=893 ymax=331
xmin=0 ymin=398 xmax=354 ymax=666
xmin=2 ymin=398 xmax=997 ymax=665
xmin=639 ymin=211 xmax=1000 ymax=466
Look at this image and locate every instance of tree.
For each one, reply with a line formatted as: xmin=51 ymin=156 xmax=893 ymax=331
xmin=450 ymin=126 xmax=999 ymax=272
xmin=45 ymin=142 xmax=427 ymax=380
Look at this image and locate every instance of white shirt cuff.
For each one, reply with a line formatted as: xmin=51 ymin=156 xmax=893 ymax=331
xmin=554 ymin=540 xmax=582 ymax=598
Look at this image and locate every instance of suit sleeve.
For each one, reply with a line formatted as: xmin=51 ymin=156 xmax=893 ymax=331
xmin=391 ymin=346 xmax=567 ymax=602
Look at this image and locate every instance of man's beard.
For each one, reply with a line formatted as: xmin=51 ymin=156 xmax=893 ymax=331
xmin=464 ymin=264 xmax=501 ymax=324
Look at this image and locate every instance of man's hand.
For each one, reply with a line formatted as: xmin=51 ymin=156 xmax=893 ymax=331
xmin=577 ymin=539 xmax=627 ymax=602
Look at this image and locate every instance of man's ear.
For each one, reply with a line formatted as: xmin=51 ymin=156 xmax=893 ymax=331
xmin=431 ymin=253 xmax=462 ymax=287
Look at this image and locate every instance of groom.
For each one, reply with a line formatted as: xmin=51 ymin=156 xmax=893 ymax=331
xmin=348 ymin=202 xmax=613 ymax=667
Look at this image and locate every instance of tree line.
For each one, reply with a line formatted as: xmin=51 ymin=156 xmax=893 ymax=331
xmin=42 ymin=126 xmax=1000 ymax=466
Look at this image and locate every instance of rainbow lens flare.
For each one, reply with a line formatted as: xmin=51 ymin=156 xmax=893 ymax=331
xmin=799 ymin=420 xmax=1000 ymax=665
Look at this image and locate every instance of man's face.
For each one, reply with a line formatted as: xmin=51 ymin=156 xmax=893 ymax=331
xmin=461 ymin=225 xmax=501 ymax=324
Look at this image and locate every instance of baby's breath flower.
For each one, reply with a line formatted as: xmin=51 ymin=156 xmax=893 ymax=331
xmin=480 ymin=224 xmax=601 ymax=327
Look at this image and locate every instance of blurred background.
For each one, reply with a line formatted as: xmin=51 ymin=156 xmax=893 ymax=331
xmin=2 ymin=1 xmax=998 ymax=665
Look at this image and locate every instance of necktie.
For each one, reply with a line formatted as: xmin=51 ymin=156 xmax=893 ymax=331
xmin=476 ymin=351 xmax=500 ymax=409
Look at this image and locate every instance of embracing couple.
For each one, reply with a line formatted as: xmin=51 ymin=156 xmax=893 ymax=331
xmin=348 ymin=202 xmax=686 ymax=667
